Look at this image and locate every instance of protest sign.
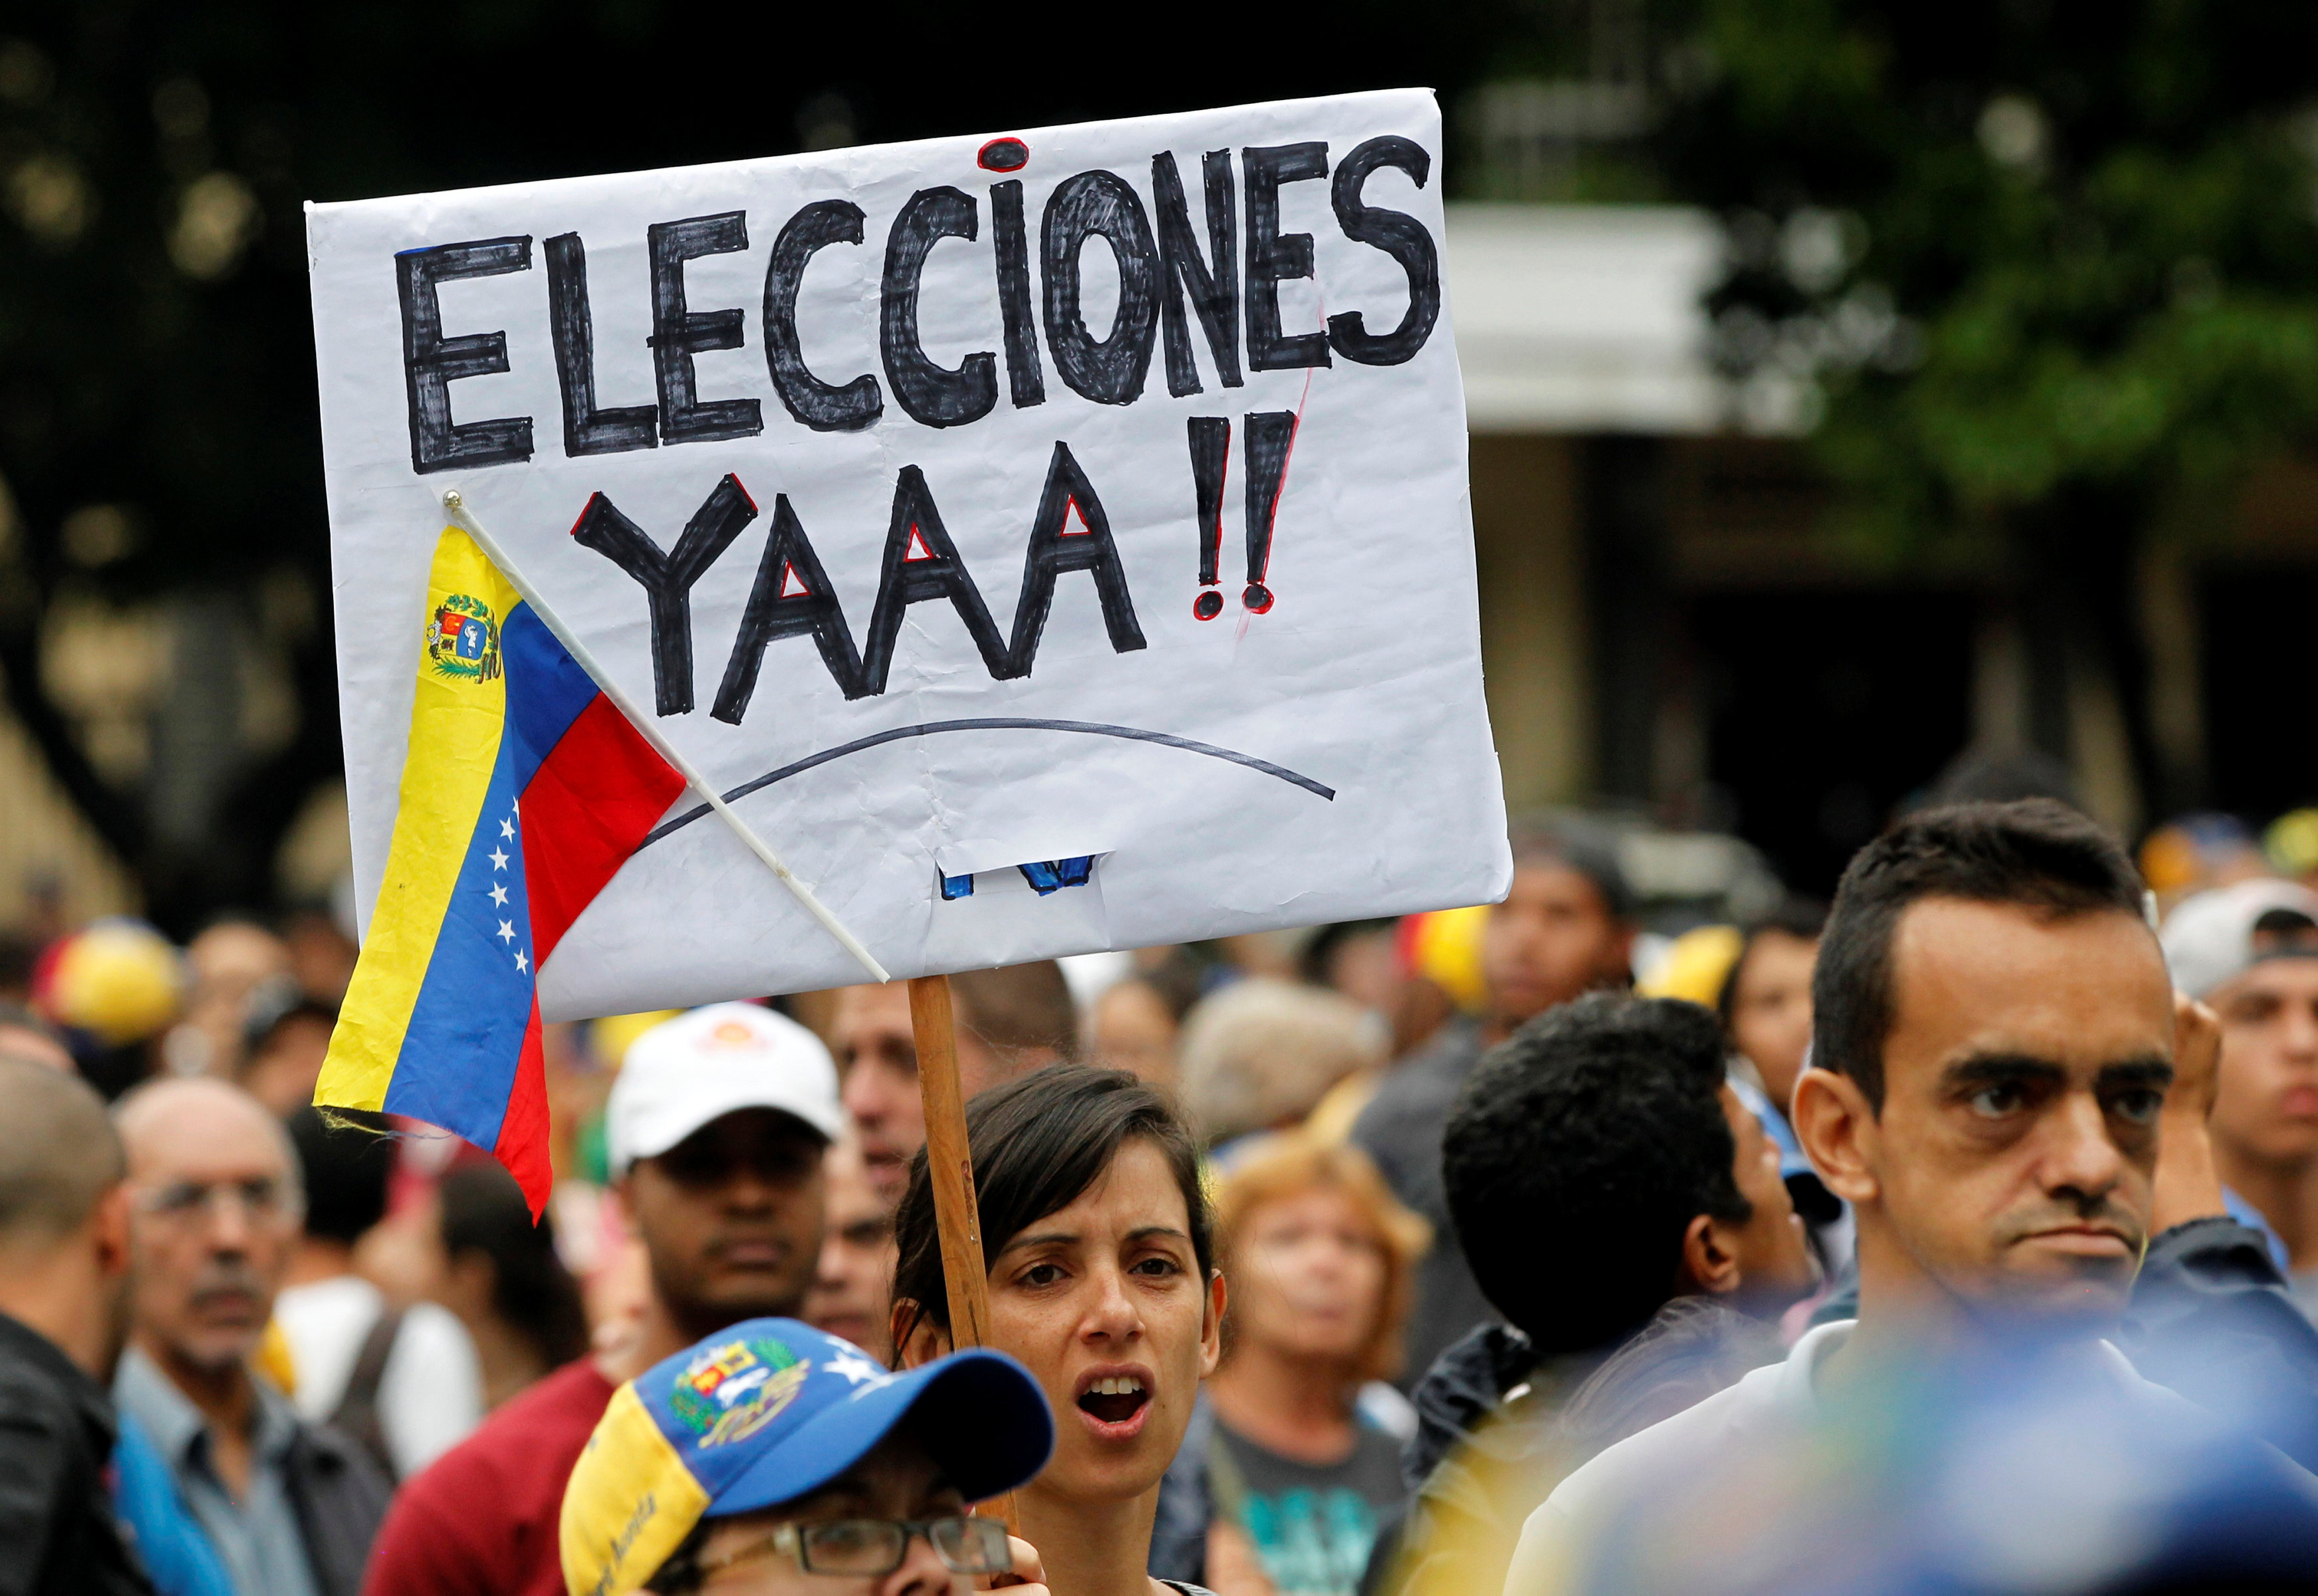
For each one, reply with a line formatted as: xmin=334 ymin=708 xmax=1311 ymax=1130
xmin=309 ymin=88 xmax=1509 ymax=1017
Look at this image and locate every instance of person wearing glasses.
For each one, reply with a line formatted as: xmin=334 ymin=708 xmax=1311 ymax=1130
xmin=558 ymin=1317 xmax=1054 ymax=1595
xmin=111 ymin=1078 xmax=390 ymax=1596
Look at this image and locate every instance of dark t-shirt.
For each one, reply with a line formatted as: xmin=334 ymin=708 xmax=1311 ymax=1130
xmin=361 ymin=1358 xmax=615 ymax=1596
xmin=1214 ymin=1419 xmax=1405 ymax=1596
xmin=1348 ymin=1020 xmax=1493 ymax=1385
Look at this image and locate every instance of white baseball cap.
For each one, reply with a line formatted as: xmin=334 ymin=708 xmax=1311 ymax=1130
xmin=2160 ymin=878 xmax=2318 ymax=1001
xmin=605 ymin=1003 xmax=844 ymax=1175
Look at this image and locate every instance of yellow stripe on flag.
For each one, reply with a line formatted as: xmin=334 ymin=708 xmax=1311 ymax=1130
xmin=560 ymin=1382 xmax=713 ymax=1596
xmin=317 ymin=527 xmax=520 ymax=1111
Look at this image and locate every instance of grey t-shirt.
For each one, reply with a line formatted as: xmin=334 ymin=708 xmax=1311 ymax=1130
xmin=1213 ymin=1419 xmax=1406 ymax=1596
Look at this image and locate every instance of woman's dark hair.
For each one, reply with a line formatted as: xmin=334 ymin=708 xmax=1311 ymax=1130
xmin=1715 ymin=896 xmax=1829 ymax=1030
xmin=889 ymin=1065 xmax=1213 ymax=1358
xmin=438 ymin=1162 xmax=588 ymax=1369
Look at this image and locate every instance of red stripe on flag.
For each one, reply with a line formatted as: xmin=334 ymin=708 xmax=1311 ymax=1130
xmin=495 ymin=1003 xmax=553 ymax=1217
xmin=520 ymin=695 xmax=689 ymax=960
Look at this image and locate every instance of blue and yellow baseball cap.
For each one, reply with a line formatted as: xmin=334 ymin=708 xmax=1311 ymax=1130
xmin=560 ymin=1319 xmax=1053 ymax=1596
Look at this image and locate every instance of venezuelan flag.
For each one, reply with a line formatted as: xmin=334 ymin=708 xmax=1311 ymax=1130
xmin=320 ymin=527 xmax=687 ymax=1213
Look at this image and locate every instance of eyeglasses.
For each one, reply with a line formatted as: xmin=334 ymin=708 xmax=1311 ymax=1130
xmin=132 ymin=1177 xmax=303 ymax=1231
xmin=699 ymin=1515 xmax=1009 ymax=1581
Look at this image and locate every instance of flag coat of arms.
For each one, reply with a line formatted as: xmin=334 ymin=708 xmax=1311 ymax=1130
xmin=319 ymin=527 xmax=687 ymax=1210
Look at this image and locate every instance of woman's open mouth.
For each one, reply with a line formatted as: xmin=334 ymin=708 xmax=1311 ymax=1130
xmin=1074 ymin=1371 xmax=1153 ymax=1437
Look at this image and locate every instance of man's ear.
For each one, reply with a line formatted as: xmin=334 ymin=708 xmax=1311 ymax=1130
xmin=93 ymin=1182 xmax=132 ymax=1279
xmin=1792 ymin=1067 xmax=1880 ymax=1206
xmin=891 ymin=1299 xmax=952 ymax=1368
xmin=1198 ymin=1269 xmax=1227 ymax=1379
xmin=1676 ymin=1213 xmax=1742 ymax=1297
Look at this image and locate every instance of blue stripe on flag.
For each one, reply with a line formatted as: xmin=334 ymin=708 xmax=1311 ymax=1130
xmin=385 ymin=733 xmax=537 ymax=1149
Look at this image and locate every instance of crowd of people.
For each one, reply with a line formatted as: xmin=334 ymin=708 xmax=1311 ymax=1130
xmin=10 ymin=785 xmax=2318 ymax=1591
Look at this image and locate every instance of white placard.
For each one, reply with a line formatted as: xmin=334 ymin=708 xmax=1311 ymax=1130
xmin=309 ymin=88 xmax=1509 ymax=1016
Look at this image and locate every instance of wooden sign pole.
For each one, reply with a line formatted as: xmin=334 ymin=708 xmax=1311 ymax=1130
xmin=908 ymin=973 xmax=997 ymax=1349
xmin=906 ymin=972 xmax=1015 ymax=1523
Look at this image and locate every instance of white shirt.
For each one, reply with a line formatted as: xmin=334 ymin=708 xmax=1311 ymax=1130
xmin=1503 ymin=1319 xmax=2203 ymax=1595
xmin=272 ymin=1276 xmax=483 ymax=1477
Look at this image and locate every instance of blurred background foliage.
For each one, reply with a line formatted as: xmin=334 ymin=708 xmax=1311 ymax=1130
xmin=1658 ymin=1 xmax=2318 ymax=807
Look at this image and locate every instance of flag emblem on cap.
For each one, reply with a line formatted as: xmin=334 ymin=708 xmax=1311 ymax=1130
xmin=672 ymin=1337 xmax=811 ymax=1448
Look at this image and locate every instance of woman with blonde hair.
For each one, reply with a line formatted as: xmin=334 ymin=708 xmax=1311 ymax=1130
xmin=1191 ymin=1133 xmax=1429 ymax=1596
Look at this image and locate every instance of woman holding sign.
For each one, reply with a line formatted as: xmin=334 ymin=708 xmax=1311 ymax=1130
xmin=890 ymin=1066 xmax=1224 ymax=1596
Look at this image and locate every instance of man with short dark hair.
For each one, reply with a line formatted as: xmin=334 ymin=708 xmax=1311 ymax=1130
xmin=364 ymin=1003 xmax=842 ymax=1596
xmin=0 ymin=1056 xmax=151 ymax=1595
xmin=1376 ymin=995 xmax=1815 ymax=1596
xmin=1450 ymin=996 xmax=1815 ymax=1356
xmin=1507 ymin=801 xmax=2318 ymax=1589
xmin=1353 ymin=821 xmax=1638 ymax=1386
xmin=829 ymin=960 xmax=1076 ymax=1205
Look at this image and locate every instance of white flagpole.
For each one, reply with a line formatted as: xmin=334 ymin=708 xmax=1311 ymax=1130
xmin=439 ymin=487 xmax=891 ymax=985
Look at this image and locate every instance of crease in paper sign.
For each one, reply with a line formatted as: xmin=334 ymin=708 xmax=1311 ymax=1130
xmin=934 ymin=830 xmax=1115 ymax=879
xmin=925 ymin=842 xmax=1116 ymax=966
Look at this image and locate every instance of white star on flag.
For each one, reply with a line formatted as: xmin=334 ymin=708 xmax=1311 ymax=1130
xmin=514 ymin=950 xmax=529 ymax=974
xmin=489 ymin=883 xmax=509 ymax=907
xmin=825 ymin=1350 xmax=889 ymax=1390
xmin=497 ymin=920 xmax=515 ymax=943
xmin=500 ymin=817 xmax=515 ymax=840
xmin=490 ymin=848 xmax=508 ymax=871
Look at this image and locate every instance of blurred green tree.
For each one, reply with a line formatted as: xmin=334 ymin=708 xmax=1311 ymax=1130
xmin=1656 ymin=1 xmax=2318 ymax=815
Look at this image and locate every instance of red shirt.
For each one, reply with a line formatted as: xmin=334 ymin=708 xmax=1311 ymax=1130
xmin=362 ymin=1357 xmax=616 ymax=1596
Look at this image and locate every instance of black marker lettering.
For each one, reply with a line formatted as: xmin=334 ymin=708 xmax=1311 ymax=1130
xmin=880 ymin=188 xmax=999 ymax=428
xmin=1152 ymin=151 xmax=1242 ymax=397
xmin=1240 ymin=409 xmax=1297 ymax=613
xmin=648 ymin=213 xmax=764 ymax=446
xmin=395 ymin=236 xmax=534 ymax=474
xmin=1327 ymin=136 xmax=1441 ymax=366
xmin=544 ymin=232 xmax=658 ymax=457
xmin=990 ymin=179 xmax=1046 ymax=409
xmin=713 ymin=495 xmax=868 ymax=723
xmin=1040 ymin=170 xmax=1161 ymax=406
xmin=860 ymin=466 xmax=1009 ymax=693
xmin=570 ymin=474 xmax=758 ymax=715
xmin=762 ymin=200 xmax=883 ymax=432
xmin=1005 ymin=441 xmax=1146 ymax=677
xmin=1186 ymin=416 xmax=1229 ymax=620
xmin=1242 ymin=143 xmax=1332 ymax=372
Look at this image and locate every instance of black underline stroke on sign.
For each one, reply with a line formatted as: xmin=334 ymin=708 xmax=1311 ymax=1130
xmin=638 ymin=717 xmax=1336 ymax=852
